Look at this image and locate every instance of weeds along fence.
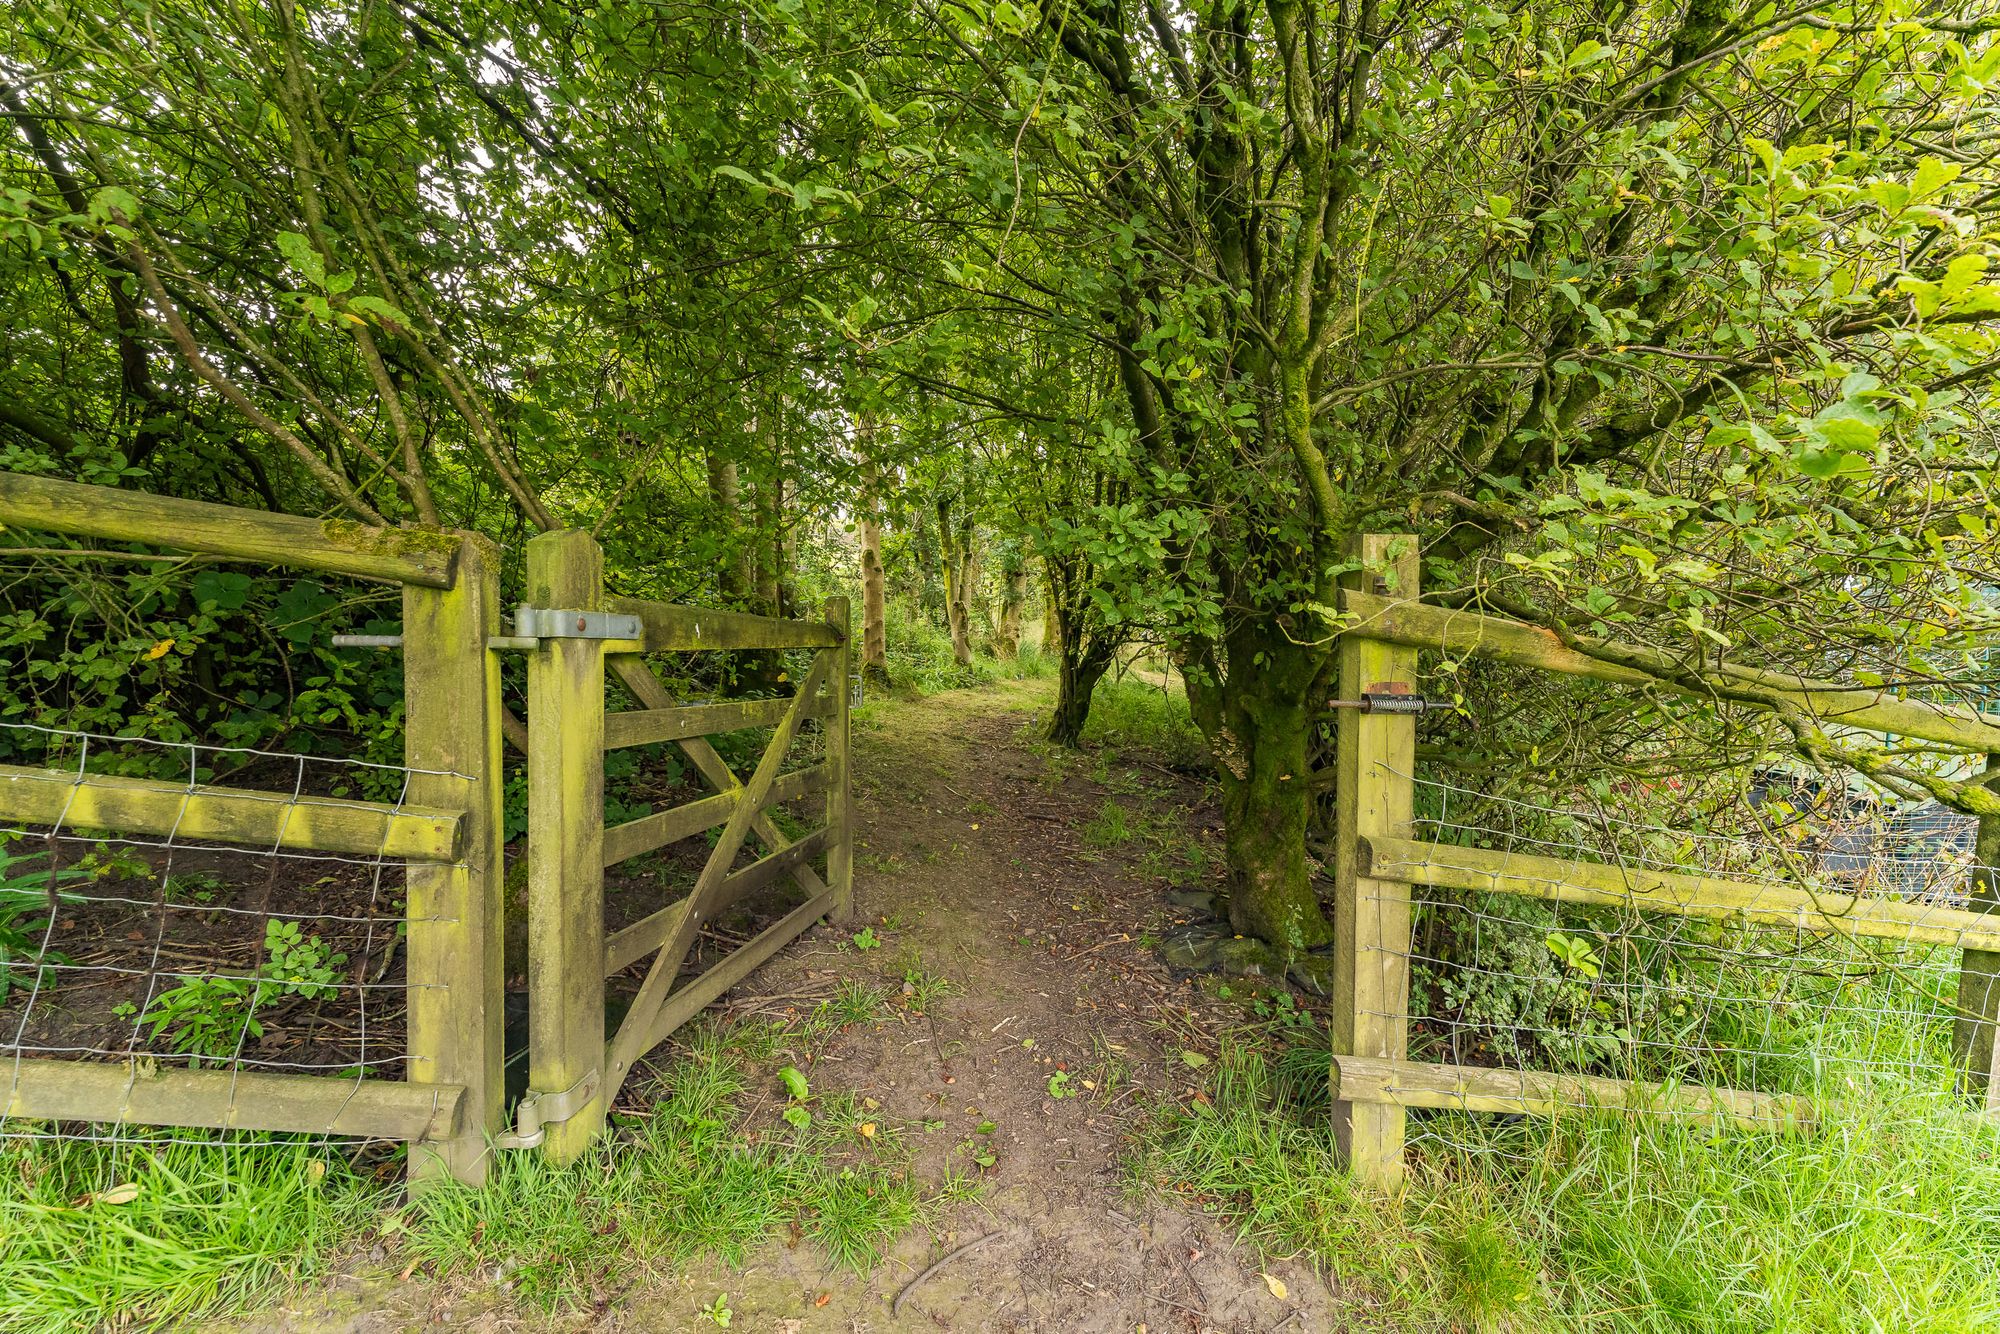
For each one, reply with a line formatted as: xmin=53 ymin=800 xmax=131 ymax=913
xmin=1328 ymin=535 xmax=2000 ymax=1190
xmin=0 ymin=475 xmax=852 ymax=1183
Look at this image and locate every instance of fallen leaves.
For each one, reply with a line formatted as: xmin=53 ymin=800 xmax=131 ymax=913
xmin=1260 ymin=1272 xmax=1289 ymax=1301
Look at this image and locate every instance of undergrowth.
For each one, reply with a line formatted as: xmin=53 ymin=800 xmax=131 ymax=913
xmin=1131 ymin=1037 xmax=2000 ymax=1333
xmin=878 ymin=610 xmax=1052 ymax=696
xmin=1080 ymin=673 xmax=1207 ymax=770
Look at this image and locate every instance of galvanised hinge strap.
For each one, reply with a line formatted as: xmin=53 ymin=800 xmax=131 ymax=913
xmin=493 ymin=1068 xmax=600 ymax=1150
xmin=513 ymin=604 xmax=643 ymax=642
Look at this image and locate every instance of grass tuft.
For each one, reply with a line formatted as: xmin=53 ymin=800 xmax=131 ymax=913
xmin=402 ymin=1025 xmax=938 ymax=1307
xmin=1133 ymin=1036 xmax=2000 ymax=1332
xmin=0 ymin=1136 xmax=366 ymax=1334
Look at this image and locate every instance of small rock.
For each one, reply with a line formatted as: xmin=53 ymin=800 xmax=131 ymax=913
xmin=1288 ymin=953 xmax=1337 ymax=997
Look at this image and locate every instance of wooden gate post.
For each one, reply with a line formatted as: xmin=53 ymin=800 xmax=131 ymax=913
xmin=1954 ymin=755 xmax=2000 ymax=1111
xmin=824 ymin=595 xmax=855 ymax=924
xmin=526 ymin=530 xmax=608 ymax=1161
xmin=1332 ymin=534 xmax=1421 ymax=1191
xmin=404 ymin=534 xmax=507 ymax=1186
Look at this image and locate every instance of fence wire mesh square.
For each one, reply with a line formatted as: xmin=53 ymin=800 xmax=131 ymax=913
xmin=0 ymin=721 xmax=463 ymax=1148
xmin=1375 ymin=771 xmax=1993 ymax=1153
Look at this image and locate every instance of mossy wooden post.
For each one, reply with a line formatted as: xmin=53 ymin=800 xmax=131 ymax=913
xmin=1332 ymin=534 xmax=1420 ymax=1192
xmin=1954 ymin=756 xmax=2000 ymax=1111
xmin=824 ymin=595 xmax=855 ymax=923
xmin=404 ymin=534 xmax=507 ymax=1186
xmin=527 ymin=530 xmax=608 ymax=1160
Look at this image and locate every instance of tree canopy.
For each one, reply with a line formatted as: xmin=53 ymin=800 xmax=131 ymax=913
xmin=5 ymin=0 xmax=1997 ymax=953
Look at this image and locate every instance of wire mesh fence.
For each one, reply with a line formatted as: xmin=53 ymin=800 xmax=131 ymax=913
xmin=0 ymin=721 xmax=466 ymax=1147
xmin=1374 ymin=769 xmax=1993 ymax=1154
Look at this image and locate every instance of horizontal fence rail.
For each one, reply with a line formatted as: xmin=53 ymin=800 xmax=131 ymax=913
xmin=1331 ymin=1055 xmax=1815 ymax=1130
xmin=0 ymin=470 xmax=460 ymax=587
xmin=1361 ymin=834 xmax=2000 ymax=954
xmin=2 ymin=764 xmax=464 ymax=862
xmin=3 ymin=1059 xmax=465 ymax=1141
xmin=1339 ymin=588 xmax=2000 ymax=753
xmin=607 ymin=595 xmax=842 ymax=652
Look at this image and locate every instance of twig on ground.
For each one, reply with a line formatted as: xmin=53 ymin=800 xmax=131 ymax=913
xmin=892 ymin=1230 xmax=1006 ymax=1316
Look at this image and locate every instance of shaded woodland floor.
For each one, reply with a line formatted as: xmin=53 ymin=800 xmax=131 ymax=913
xmin=225 ymin=675 xmax=1354 ymax=1333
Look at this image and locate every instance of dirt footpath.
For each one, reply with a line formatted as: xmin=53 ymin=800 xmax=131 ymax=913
xmin=240 ymin=679 xmax=1354 ymax=1334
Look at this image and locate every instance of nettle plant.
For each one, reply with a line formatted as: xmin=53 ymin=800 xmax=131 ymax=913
xmin=125 ymin=918 xmax=348 ymax=1065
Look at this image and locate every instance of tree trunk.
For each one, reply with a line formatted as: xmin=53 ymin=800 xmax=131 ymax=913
xmin=1189 ymin=629 xmax=1335 ymax=954
xmin=1041 ymin=567 xmax=1062 ymax=657
xmin=858 ymin=433 xmax=890 ymax=685
xmin=707 ymin=451 xmax=749 ymax=606
xmin=753 ymin=478 xmax=781 ymax=617
xmin=995 ymin=555 xmax=1027 ymax=657
xmin=937 ymin=497 xmax=973 ymax=667
xmin=1048 ymin=632 xmax=1114 ymax=746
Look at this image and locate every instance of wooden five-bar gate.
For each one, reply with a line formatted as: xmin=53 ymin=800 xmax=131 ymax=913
xmin=0 ymin=474 xmax=851 ymax=1183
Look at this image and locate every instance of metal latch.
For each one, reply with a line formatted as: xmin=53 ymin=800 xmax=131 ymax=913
xmin=1326 ymin=692 xmax=1453 ymax=715
xmin=493 ymin=1069 xmax=600 ymax=1150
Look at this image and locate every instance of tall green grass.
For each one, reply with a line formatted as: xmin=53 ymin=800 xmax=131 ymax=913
xmin=0 ymin=1025 xmax=946 ymax=1330
xmin=0 ymin=1136 xmax=368 ymax=1334
xmin=1132 ymin=1037 xmax=2000 ymax=1332
xmin=1081 ymin=673 xmax=1208 ymax=769
xmin=401 ymin=1023 xmax=942 ymax=1305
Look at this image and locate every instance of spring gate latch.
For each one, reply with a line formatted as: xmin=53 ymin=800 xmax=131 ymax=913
xmin=493 ymin=1069 xmax=600 ymax=1150
xmin=1324 ymin=691 xmax=1455 ymax=715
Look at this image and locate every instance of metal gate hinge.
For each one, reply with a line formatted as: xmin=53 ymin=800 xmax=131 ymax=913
xmin=493 ymin=1069 xmax=600 ymax=1150
xmin=514 ymin=604 xmax=643 ymax=642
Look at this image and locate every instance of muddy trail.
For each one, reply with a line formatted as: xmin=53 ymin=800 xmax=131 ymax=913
xmin=241 ymin=678 xmax=1353 ymax=1333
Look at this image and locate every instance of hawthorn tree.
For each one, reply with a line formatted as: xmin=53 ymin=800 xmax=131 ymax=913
xmin=905 ymin=0 xmax=2000 ymax=952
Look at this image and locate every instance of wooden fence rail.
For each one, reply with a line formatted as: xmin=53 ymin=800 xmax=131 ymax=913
xmin=1331 ymin=534 xmax=2000 ymax=1190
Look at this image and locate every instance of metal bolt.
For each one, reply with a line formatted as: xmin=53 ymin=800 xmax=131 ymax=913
xmin=576 ymin=615 xmax=587 ymax=631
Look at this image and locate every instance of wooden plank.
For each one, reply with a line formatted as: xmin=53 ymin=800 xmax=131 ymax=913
xmin=1 ymin=1057 xmax=464 ymax=1140
xmin=606 ymin=656 xmax=831 ymax=904
xmin=526 ymin=531 xmax=608 ymax=1162
xmin=1331 ymin=536 xmax=1420 ymax=1192
xmin=602 ymin=650 xmax=833 ymax=1100
xmin=1332 ymin=1055 xmax=1815 ymax=1129
xmin=402 ymin=533 xmax=507 ymax=1186
xmin=1361 ymin=834 xmax=2000 ymax=953
xmin=603 ymin=694 xmax=831 ymax=751
xmin=601 ymin=766 xmax=827 ymax=868
xmin=1341 ymin=589 xmax=2000 ymax=754
xmin=606 ymin=596 xmax=841 ymax=652
xmin=1954 ymin=758 xmax=2000 ymax=1109
xmin=0 ymin=764 xmax=462 ymax=862
xmin=604 ymin=827 xmax=831 ymax=974
xmin=617 ymin=888 xmax=836 ymax=1065
xmin=0 ymin=471 xmax=458 ymax=587
xmin=824 ymin=596 xmax=855 ymax=923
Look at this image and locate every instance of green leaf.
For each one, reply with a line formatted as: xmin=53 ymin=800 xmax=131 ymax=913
xmin=778 ymin=1065 xmax=809 ymax=1101
xmin=275 ymin=231 xmax=325 ymax=287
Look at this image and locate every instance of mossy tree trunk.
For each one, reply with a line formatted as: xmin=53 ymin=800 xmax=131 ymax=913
xmin=1187 ymin=625 xmax=1335 ymax=954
